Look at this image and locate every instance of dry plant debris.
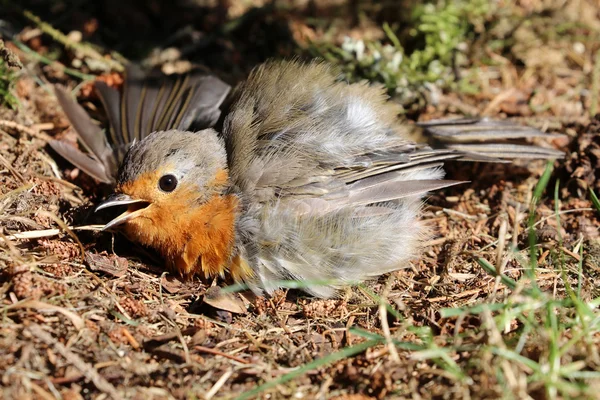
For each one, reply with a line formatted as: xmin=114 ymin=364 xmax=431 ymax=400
xmin=1 ymin=1 xmax=599 ymax=399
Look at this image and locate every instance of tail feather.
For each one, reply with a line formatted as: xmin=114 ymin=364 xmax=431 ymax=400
xmin=419 ymin=117 xmax=566 ymax=160
xmin=449 ymin=143 xmax=566 ymax=159
xmin=54 ymin=86 xmax=113 ymax=166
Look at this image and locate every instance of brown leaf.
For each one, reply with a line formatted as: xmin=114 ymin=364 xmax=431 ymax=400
xmin=85 ymin=252 xmax=128 ymax=277
xmin=203 ymin=287 xmax=247 ymax=314
xmin=160 ymin=275 xmax=183 ymax=294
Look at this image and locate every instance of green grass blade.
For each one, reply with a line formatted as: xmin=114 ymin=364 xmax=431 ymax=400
xmin=349 ymin=327 xmax=423 ymax=351
xmin=477 ymin=257 xmax=517 ymax=290
xmin=383 ymin=22 xmax=402 ymax=49
xmin=109 ymin=309 xmax=140 ymax=326
xmin=357 ymin=284 xmax=404 ymax=320
xmin=589 ymin=188 xmax=600 ymax=215
xmin=491 ymin=347 xmax=540 ymax=372
xmin=440 ymin=302 xmax=507 ymax=318
xmin=348 ymin=326 xmax=383 ymax=340
xmin=234 ymin=338 xmax=383 ymax=400
xmin=532 ymin=161 xmax=554 ymax=204
xmin=527 ymin=161 xmax=554 ymax=286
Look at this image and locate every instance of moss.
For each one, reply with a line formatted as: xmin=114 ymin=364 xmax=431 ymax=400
xmin=308 ymin=0 xmax=493 ymax=111
xmin=0 ymin=59 xmax=19 ymax=110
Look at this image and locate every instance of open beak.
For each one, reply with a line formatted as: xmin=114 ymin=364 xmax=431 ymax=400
xmin=96 ymin=193 xmax=150 ymax=231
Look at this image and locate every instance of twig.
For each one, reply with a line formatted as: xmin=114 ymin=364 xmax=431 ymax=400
xmin=482 ymin=88 xmax=517 ymax=116
xmin=0 ymin=153 xmax=25 ymax=182
xmin=7 ymin=299 xmax=84 ymax=329
xmin=496 ymin=218 xmax=508 ymax=273
xmin=443 ymin=208 xmax=479 ymax=221
xmin=37 ymin=154 xmax=63 ymax=179
xmin=143 ymin=327 xmax=199 ymax=348
xmin=37 ymin=211 xmax=86 ymax=261
xmin=23 ymin=10 xmax=124 ymax=72
xmin=12 ymin=39 xmax=95 ymax=81
xmin=591 ymin=48 xmax=600 ymax=117
xmin=379 ymin=274 xmax=400 ymax=364
xmin=490 ymin=217 xmax=509 ymax=303
xmin=0 ymin=119 xmax=50 ymax=140
xmin=0 ymin=225 xmax=103 ymax=242
xmin=194 ymin=345 xmax=249 ymax=364
xmin=29 ymin=381 xmax=55 ymax=400
xmin=159 ymin=315 xmax=192 ymax=365
xmin=27 ymin=324 xmax=122 ymax=399
xmin=427 ymin=288 xmax=483 ymax=302
xmin=121 ymin=327 xmax=141 ymax=350
xmin=205 ymin=369 xmax=233 ymax=400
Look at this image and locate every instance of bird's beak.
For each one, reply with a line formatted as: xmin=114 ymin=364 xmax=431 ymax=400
xmin=96 ymin=193 xmax=150 ymax=231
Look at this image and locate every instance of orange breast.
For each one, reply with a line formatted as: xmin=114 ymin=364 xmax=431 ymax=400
xmin=122 ymin=192 xmax=244 ymax=279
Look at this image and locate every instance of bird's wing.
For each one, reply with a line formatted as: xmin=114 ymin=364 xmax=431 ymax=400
xmin=48 ymin=139 xmax=115 ymax=184
xmin=54 ymin=64 xmax=231 ymax=183
xmin=223 ymin=60 xmax=565 ymax=213
xmin=116 ymin=65 xmax=231 ymax=143
xmin=223 ymin=60 xmax=429 ymax=206
xmin=51 ymin=86 xmax=117 ymax=183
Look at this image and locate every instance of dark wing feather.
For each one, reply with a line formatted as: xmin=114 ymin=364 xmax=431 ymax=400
xmin=95 ymin=81 xmax=126 ymax=160
xmin=54 ymin=86 xmax=118 ymax=179
xmin=122 ymin=64 xmax=145 ymax=142
xmin=48 ymin=140 xmax=114 ymax=184
xmin=181 ymin=76 xmax=231 ymax=130
xmin=54 ymin=64 xmax=231 ymax=185
xmin=419 ymin=117 xmax=566 ymax=160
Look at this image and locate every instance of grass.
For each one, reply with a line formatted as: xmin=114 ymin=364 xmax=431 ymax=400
xmin=590 ymin=189 xmax=600 ymax=215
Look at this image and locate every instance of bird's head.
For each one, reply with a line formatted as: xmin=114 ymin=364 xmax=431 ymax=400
xmin=96 ymin=129 xmax=232 ymax=259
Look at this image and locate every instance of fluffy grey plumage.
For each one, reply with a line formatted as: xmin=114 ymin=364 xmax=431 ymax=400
xmin=220 ymin=61 xmax=458 ymax=296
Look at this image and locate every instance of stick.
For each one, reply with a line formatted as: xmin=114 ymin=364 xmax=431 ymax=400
xmin=28 ymin=325 xmax=122 ymax=399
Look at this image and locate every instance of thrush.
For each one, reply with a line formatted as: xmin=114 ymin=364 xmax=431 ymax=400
xmin=51 ymin=60 xmax=564 ymax=297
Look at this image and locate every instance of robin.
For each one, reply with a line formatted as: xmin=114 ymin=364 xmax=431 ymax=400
xmin=52 ymin=60 xmax=564 ymax=297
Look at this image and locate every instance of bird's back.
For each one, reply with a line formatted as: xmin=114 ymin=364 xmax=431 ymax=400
xmin=223 ymin=60 xmax=459 ymax=296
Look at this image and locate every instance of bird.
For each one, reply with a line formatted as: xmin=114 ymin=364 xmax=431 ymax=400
xmin=51 ymin=60 xmax=564 ymax=298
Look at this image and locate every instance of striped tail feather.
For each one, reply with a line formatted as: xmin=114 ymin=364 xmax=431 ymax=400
xmin=418 ymin=117 xmax=566 ymax=161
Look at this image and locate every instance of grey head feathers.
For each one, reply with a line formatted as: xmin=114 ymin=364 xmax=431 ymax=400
xmin=116 ymin=129 xmax=227 ymax=197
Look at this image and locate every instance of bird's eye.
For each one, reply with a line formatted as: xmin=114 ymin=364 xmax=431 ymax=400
xmin=158 ymin=174 xmax=178 ymax=192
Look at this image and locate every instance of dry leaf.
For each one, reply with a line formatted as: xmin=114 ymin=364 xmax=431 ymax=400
xmin=160 ymin=276 xmax=183 ymax=294
xmin=85 ymin=252 xmax=128 ymax=277
xmin=203 ymin=287 xmax=247 ymax=314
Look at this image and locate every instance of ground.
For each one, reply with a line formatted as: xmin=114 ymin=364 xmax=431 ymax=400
xmin=0 ymin=1 xmax=599 ymax=399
